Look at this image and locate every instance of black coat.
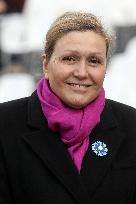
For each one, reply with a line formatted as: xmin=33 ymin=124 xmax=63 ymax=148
xmin=0 ymin=92 xmax=136 ymax=204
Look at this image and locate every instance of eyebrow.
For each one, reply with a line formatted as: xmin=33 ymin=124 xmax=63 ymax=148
xmin=63 ymin=49 xmax=105 ymax=55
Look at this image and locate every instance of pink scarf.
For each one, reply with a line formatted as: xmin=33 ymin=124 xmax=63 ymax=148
xmin=37 ymin=79 xmax=105 ymax=173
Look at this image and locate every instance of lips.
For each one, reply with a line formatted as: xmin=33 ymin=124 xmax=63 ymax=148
xmin=67 ymin=82 xmax=91 ymax=88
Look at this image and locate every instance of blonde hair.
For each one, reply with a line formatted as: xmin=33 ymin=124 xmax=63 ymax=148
xmin=44 ymin=11 xmax=113 ymax=62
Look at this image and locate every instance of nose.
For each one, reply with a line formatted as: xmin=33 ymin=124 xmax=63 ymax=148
xmin=73 ymin=60 xmax=88 ymax=79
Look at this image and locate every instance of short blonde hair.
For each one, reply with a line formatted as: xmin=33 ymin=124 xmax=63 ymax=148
xmin=44 ymin=11 xmax=113 ymax=62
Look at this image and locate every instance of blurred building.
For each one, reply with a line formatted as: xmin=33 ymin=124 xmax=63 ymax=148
xmin=104 ymin=37 xmax=136 ymax=108
xmin=4 ymin=0 xmax=25 ymax=13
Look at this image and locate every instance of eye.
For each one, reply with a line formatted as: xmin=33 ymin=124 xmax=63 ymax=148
xmin=61 ymin=55 xmax=79 ymax=64
xmin=88 ymin=56 xmax=102 ymax=66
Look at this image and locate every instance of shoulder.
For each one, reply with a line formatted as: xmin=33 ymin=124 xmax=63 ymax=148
xmin=107 ymin=99 xmax=136 ymax=118
xmin=106 ymin=99 xmax=136 ymax=133
xmin=0 ymin=97 xmax=30 ymax=132
xmin=0 ymin=97 xmax=29 ymax=117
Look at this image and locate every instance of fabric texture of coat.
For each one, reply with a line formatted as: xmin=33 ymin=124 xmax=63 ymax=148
xmin=0 ymin=91 xmax=136 ymax=204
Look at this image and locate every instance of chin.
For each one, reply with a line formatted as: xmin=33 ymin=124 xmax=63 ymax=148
xmin=65 ymin=100 xmax=89 ymax=109
xmin=61 ymin=95 xmax=95 ymax=109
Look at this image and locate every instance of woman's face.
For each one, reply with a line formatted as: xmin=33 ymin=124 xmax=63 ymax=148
xmin=43 ymin=31 xmax=107 ymax=109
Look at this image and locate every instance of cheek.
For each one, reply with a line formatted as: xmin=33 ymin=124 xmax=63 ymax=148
xmin=47 ymin=68 xmax=64 ymax=88
xmin=50 ymin=65 xmax=71 ymax=81
xmin=47 ymin=65 xmax=58 ymax=80
xmin=92 ymin=69 xmax=106 ymax=84
xmin=99 ymin=71 xmax=106 ymax=82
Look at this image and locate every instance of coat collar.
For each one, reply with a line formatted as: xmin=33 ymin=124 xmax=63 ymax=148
xmin=27 ymin=91 xmax=46 ymax=128
xmin=22 ymin=92 xmax=125 ymax=203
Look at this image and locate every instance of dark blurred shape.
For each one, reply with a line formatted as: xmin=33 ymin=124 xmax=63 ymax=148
xmin=4 ymin=0 xmax=25 ymax=13
xmin=10 ymin=54 xmax=24 ymax=64
xmin=0 ymin=0 xmax=7 ymax=14
xmin=0 ymin=0 xmax=26 ymax=71
xmin=115 ymin=25 xmax=136 ymax=54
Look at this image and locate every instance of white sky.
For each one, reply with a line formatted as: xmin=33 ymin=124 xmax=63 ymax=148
xmin=22 ymin=0 xmax=136 ymax=50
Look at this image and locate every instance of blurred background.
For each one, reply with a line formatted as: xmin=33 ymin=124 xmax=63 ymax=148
xmin=0 ymin=0 xmax=136 ymax=107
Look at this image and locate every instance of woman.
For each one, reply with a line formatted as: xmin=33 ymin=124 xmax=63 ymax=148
xmin=0 ymin=11 xmax=136 ymax=204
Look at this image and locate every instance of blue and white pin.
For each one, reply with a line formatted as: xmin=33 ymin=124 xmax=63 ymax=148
xmin=92 ymin=141 xmax=108 ymax=157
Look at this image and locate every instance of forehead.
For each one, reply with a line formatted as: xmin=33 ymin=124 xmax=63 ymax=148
xmin=53 ymin=31 xmax=106 ymax=56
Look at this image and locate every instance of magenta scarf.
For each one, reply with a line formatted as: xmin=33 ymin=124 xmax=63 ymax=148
xmin=37 ymin=79 xmax=105 ymax=173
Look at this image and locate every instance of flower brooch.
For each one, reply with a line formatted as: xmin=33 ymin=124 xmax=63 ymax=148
xmin=92 ymin=141 xmax=108 ymax=157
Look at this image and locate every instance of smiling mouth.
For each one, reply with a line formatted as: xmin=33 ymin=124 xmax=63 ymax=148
xmin=67 ymin=82 xmax=91 ymax=88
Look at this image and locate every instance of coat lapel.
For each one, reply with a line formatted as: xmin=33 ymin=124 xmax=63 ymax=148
xmin=80 ymin=100 xmax=126 ymax=198
xmin=21 ymin=92 xmax=90 ymax=204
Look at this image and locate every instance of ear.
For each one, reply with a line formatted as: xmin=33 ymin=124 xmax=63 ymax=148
xmin=42 ymin=54 xmax=49 ymax=80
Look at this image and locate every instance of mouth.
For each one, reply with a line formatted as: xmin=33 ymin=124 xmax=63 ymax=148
xmin=66 ymin=82 xmax=92 ymax=88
